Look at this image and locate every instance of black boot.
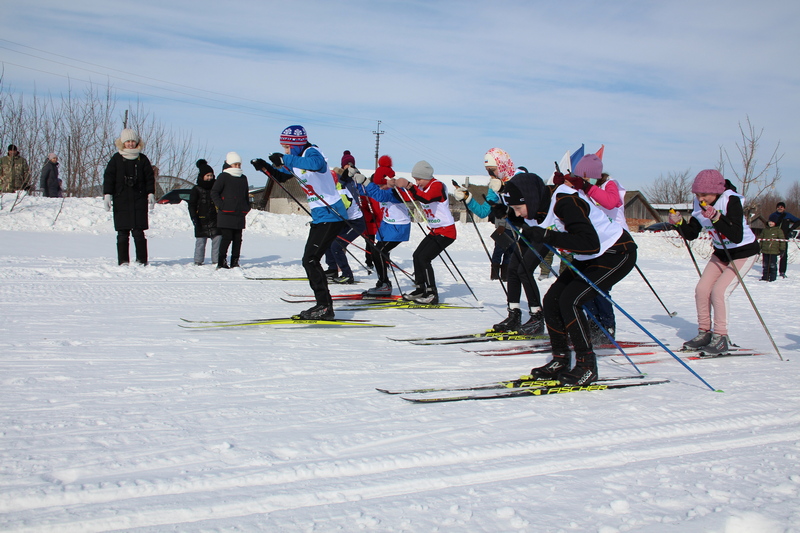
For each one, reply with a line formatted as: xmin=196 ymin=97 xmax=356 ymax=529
xmin=529 ymin=353 xmax=570 ymax=379
xmin=116 ymin=241 xmax=130 ymax=265
xmin=490 ymin=263 xmax=501 ymax=280
xmin=296 ymin=302 xmax=335 ymax=320
xmin=134 ymin=238 xmax=148 ymax=265
xmin=230 ymin=257 xmax=240 ymax=268
xmin=559 ymin=352 xmax=598 ymax=385
xmin=518 ymin=309 xmax=545 ymax=335
xmin=492 ymin=308 xmax=522 ymax=332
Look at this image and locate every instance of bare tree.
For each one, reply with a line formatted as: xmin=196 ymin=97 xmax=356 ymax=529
xmin=718 ymin=116 xmax=783 ymax=214
xmin=642 ymin=169 xmax=693 ymax=204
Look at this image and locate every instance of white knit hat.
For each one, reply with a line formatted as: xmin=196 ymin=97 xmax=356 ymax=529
xmin=225 ymin=152 xmax=242 ymax=165
xmin=411 ymin=160 xmax=434 ymax=180
xmin=119 ymin=129 xmax=139 ymax=144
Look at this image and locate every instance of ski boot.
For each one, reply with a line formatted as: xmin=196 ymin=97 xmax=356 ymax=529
xmin=296 ymin=303 xmax=335 ymax=320
xmin=682 ymin=329 xmax=712 ymax=352
xmin=698 ymin=333 xmax=731 ymax=356
xmin=332 ymin=275 xmax=355 ymax=284
xmin=402 ymin=287 xmax=438 ymax=305
xmin=518 ymin=309 xmax=544 ymax=335
xmin=558 ymin=352 xmax=598 ymax=386
xmin=363 ymin=282 xmax=392 ymax=297
xmin=492 ymin=308 xmax=522 ymax=332
xmin=529 ymin=353 xmax=570 ymax=380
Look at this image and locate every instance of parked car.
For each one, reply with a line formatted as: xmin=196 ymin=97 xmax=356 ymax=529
xmin=158 ymin=189 xmax=192 ymax=204
xmin=643 ymin=222 xmax=674 ymax=232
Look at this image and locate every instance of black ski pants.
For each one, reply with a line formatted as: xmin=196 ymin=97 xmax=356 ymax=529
xmin=304 ymin=221 xmax=345 ymax=304
xmin=412 ymin=233 xmax=455 ymax=295
xmin=543 ymin=249 xmax=637 ymax=356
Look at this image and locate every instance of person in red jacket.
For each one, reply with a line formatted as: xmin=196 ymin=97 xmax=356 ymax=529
xmin=394 ymin=160 xmax=456 ymax=304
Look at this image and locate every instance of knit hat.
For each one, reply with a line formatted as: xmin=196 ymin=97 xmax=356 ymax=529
xmin=225 ymin=152 xmax=242 ymax=165
xmin=7 ymin=144 xmax=17 ymax=151
xmin=196 ymin=159 xmax=215 ymax=180
xmin=503 ymin=182 xmax=525 ymax=206
xmin=372 ymin=155 xmax=395 ymax=185
xmin=341 ymin=150 xmax=356 ymax=167
xmin=411 ymin=160 xmax=434 ymax=181
xmin=280 ymin=125 xmax=308 ymax=146
xmin=484 ymin=148 xmax=515 ymax=181
xmin=119 ymin=129 xmax=139 ymax=144
xmin=692 ymin=169 xmax=725 ymax=194
xmin=769 ymin=212 xmax=781 ymax=223
xmin=573 ymin=154 xmax=603 ymax=182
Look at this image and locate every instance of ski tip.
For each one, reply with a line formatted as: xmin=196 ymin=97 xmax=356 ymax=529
xmin=714 ymin=389 xmax=725 ymax=393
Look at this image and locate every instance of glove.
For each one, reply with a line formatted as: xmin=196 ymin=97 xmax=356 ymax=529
xmin=268 ymin=153 xmax=284 ymax=167
xmin=490 ymin=202 xmax=509 ymax=219
xmin=353 ymin=172 xmax=367 ymax=184
xmin=667 ymin=211 xmax=682 ymax=225
xmin=394 ymin=177 xmax=410 ymax=189
xmin=453 ymin=187 xmax=471 ymax=202
xmin=103 ymin=194 xmax=112 ymax=212
xmin=552 ymin=171 xmax=565 ymax=186
xmin=148 ymin=193 xmax=156 ymax=211
xmin=347 ymin=166 xmax=359 ymax=177
xmin=251 ymin=158 xmax=269 ymax=172
xmin=701 ymin=203 xmax=720 ymax=222
xmin=522 ymin=225 xmax=550 ymax=243
xmin=488 ymin=178 xmax=503 ymax=192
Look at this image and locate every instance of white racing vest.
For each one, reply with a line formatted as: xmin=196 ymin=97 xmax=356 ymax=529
xmin=415 ymin=180 xmax=455 ymax=229
xmin=291 ymin=147 xmax=340 ymax=211
xmin=380 ymin=198 xmax=410 ymax=225
xmin=691 ymin=190 xmax=756 ymax=250
xmin=591 ymin=178 xmax=629 ymax=231
xmin=538 ymin=184 xmax=624 ymax=261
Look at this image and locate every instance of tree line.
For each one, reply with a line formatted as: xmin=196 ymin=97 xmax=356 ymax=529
xmin=0 ymin=75 xmax=206 ymax=197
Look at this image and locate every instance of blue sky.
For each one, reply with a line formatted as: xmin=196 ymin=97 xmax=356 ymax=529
xmin=1 ymin=0 xmax=798 ymax=192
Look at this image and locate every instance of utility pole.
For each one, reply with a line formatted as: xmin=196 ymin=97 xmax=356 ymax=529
xmin=123 ymin=110 xmax=128 ymax=129
xmin=372 ymin=120 xmax=384 ymax=169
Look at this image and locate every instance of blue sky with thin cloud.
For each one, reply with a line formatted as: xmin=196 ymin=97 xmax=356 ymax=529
xmin=1 ymin=0 xmax=797 ymax=192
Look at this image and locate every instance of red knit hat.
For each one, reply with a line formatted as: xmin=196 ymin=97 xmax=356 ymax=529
xmin=372 ymin=155 xmax=395 ymax=185
xmin=341 ymin=150 xmax=356 ymax=167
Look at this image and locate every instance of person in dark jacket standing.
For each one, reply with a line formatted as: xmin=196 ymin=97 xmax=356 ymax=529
xmin=211 ymin=152 xmax=250 ymax=269
xmin=188 ymin=159 xmax=221 ymax=265
xmin=103 ymin=129 xmax=156 ymax=265
xmin=771 ymin=202 xmax=800 ymax=278
xmin=39 ymin=153 xmax=60 ymax=197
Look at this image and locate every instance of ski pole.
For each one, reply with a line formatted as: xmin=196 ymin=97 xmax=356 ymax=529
xmin=634 ymin=264 xmax=677 ymax=317
xmin=506 ymin=219 xmax=719 ymax=392
xmin=583 ymin=306 xmax=643 ymax=374
xmin=252 ymin=165 xmax=370 ymax=274
xmin=452 ymin=179 xmax=508 ymax=297
xmin=700 ymin=202 xmax=783 ymax=360
xmin=671 ymin=209 xmax=702 ymax=277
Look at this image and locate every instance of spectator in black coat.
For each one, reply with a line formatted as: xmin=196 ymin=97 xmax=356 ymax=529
xmin=102 ymin=129 xmax=156 ymax=265
xmin=39 ymin=153 xmax=61 ymax=197
xmin=188 ymin=159 xmax=221 ymax=265
xmin=211 ymin=152 xmax=250 ymax=269
xmin=771 ymin=202 xmax=800 ymax=278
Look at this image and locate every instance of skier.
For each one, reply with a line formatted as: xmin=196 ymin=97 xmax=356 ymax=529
xmin=505 ymin=159 xmax=637 ymax=386
xmin=578 ymin=161 xmax=628 ymax=342
xmin=328 ymin=154 xmax=368 ymax=285
xmin=668 ymin=169 xmax=759 ymax=354
xmin=363 ymin=155 xmax=410 ymax=297
xmin=211 ymin=152 xmax=250 ymax=269
xmin=454 ymin=148 xmax=545 ymax=333
xmin=188 ymin=159 xmax=221 ymax=266
xmin=394 ymin=161 xmax=456 ymax=304
xmin=102 ymin=129 xmax=156 ymax=266
xmin=252 ymin=125 xmax=346 ymax=320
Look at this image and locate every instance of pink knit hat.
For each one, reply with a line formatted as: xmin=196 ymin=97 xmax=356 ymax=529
xmin=573 ymin=154 xmax=603 ymax=182
xmin=692 ymin=169 xmax=726 ymax=194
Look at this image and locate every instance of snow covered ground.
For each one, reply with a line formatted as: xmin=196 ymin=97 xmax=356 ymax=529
xmin=1 ymin=194 xmax=799 ymax=532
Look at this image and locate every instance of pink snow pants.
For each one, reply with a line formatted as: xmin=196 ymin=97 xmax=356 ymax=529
xmin=695 ymin=254 xmax=756 ymax=335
